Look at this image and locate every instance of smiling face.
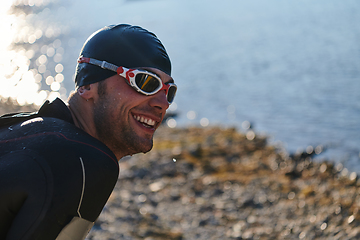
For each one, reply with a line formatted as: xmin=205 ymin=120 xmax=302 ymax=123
xmin=93 ymin=67 xmax=173 ymax=157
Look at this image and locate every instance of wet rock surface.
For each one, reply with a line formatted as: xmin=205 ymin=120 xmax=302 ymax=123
xmin=85 ymin=126 xmax=360 ymax=240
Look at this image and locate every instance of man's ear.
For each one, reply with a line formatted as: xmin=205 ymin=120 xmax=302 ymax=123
xmin=77 ymin=83 xmax=98 ymax=101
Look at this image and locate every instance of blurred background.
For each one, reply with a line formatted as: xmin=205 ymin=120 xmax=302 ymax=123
xmin=0 ymin=0 xmax=359 ymax=170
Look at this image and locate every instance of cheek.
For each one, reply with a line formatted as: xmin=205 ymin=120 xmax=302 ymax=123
xmin=120 ymin=90 xmax=146 ymax=104
xmin=109 ymin=97 xmax=129 ymax=119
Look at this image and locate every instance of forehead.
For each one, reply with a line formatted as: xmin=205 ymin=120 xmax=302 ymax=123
xmin=139 ymin=67 xmax=174 ymax=84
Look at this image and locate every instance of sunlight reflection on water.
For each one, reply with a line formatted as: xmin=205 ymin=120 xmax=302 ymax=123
xmin=0 ymin=0 xmax=68 ymax=105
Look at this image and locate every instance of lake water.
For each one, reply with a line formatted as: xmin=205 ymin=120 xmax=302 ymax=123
xmin=2 ymin=0 xmax=360 ymax=171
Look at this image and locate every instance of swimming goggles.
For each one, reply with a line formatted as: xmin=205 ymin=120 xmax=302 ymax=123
xmin=78 ymin=56 xmax=177 ymax=103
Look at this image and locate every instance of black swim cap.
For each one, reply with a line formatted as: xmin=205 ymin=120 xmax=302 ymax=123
xmin=75 ymin=24 xmax=171 ymax=87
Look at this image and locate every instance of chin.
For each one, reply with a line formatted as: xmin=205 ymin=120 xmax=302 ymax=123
xmin=140 ymin=141 xmax=153 ymax=154
xmin=128 ymin=137 xmax=153 ymax=155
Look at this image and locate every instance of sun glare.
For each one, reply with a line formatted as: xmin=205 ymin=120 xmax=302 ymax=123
xmin=0 ymin=0 xmax=67 ymax=106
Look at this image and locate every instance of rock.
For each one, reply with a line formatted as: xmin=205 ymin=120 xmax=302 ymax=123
xmin=86 ymin=126 xmax=360 ymax=240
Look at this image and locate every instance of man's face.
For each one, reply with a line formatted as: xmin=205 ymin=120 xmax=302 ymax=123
xmin=93 ymin=67 xmax=174 ymax=157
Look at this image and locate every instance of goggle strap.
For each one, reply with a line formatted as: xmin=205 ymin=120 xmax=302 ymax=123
xmin=78 ymin=57 xmax=118 ymax=73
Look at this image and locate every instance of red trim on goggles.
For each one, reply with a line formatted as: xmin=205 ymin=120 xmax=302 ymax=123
xmin=77 ymin=56 xmax=177 ymax=103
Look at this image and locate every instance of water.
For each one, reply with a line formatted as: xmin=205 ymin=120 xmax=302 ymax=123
xmin=2 ymin=0 xmax=360 ymax=171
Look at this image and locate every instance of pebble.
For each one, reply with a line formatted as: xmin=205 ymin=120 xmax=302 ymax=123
xmin=86 ymin=126 xmax=360 ymax=240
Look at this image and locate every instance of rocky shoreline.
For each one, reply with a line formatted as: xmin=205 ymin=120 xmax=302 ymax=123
xmin=86 ymin=126 xmax=360 ymax=240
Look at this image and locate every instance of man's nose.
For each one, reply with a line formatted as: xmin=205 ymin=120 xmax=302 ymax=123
xmin=149 ymin=90 xmax=169 ymax=110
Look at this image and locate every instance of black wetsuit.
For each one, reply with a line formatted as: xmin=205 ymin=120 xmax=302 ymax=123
xmin=0 ymin=98 xmax=119 ymax=240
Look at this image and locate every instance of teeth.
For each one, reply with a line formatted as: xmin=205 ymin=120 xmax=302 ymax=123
xmin=133 ymin=115 xmax=156 ymax=127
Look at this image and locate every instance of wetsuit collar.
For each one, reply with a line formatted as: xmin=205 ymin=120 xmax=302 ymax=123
xmin=38 ymin=98 xmax=74 ymax=124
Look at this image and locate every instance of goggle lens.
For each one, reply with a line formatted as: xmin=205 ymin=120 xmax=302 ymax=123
xmin=167 ymin=84 xmax=176 ymax=103
xmin=135 ymin=72 xmax=176 ymax=103
xmin=135 ymin=74 xmax=160 ymax=93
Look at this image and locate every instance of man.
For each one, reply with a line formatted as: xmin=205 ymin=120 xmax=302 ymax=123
xmin=0 ymin=24 xmax=176 ymax=239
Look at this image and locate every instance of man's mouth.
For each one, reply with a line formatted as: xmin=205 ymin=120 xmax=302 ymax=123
xmin=133 ymin=114 xmax=156 ymax=128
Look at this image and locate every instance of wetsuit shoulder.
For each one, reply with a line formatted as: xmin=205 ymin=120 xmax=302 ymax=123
xmin=0 ymin=117 xmax=119 ymax=239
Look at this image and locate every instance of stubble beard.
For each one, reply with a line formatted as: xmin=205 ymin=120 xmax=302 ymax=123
xmin=93 ymin=82 xmax=153 ymax=156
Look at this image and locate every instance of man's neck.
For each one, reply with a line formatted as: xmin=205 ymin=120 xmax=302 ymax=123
xmin=67 ymin=95 xmax=123 ymax=161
